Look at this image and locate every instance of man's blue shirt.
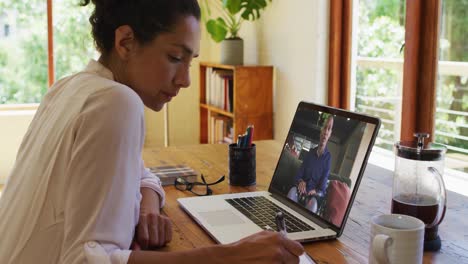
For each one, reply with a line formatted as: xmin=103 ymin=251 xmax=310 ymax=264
xmin=294 ymin=146 xmax=331 ymax=196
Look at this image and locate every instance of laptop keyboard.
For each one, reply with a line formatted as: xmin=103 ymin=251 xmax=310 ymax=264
xmin=225 ymin=196 xmax=315 ymax=233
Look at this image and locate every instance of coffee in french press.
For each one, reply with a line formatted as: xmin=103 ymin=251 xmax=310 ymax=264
xmin=392 ymin=133 xmax=447 ymax=251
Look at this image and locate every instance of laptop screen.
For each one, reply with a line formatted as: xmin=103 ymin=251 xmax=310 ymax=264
xmin=269 ymin=102 xmax=379 ymax=230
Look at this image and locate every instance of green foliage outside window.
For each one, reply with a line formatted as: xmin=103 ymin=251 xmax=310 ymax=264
xmin=356 ymin=0 xmax=468 ymax=155
xmin=356 ymin=0 xmax=405 ymax=149
xmin=0 ymin=0 xmax=94 ymax=104
xmin=435 ymin=0 xmax=468 ymax=152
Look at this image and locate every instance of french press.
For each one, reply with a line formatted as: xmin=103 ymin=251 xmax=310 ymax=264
xmin=392 ymin=133 xmax=447 ymax=251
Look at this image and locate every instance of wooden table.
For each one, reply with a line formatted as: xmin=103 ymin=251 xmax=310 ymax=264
xmin=143 ymin=140 xmax=468 ymax=264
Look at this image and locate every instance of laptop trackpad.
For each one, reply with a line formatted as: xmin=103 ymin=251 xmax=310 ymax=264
xmin=199 ymin=210 xmax=246 ymax=226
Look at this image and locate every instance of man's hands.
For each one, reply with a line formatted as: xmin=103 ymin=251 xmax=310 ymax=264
xmin=297 ymin=180 xmax=307 ymax=195
xmin=132 ymin=188 xmax=172 ymax=250
xmin=298 ymin=180 xmax=316 ymax=196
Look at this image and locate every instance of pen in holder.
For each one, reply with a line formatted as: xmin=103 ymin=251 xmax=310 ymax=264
xmin=228 ymin=143 xmax=256 ymax=186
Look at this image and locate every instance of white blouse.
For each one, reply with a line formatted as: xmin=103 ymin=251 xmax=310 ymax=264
xmin=0 ymin=60 xmax=165 ymax=264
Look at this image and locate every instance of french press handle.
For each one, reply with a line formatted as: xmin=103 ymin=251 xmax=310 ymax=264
xmin=427 ymin=167 xmax=447 ymax=228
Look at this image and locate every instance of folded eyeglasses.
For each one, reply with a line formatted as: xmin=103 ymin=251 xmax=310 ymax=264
xmin=174 ymin=174 xmax=225 ymax=196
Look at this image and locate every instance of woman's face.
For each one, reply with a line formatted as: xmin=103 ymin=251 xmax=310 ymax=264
xmin=123 ymin=15 xmax=201 ymax=111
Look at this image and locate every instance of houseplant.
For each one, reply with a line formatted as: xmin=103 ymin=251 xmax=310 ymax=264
xmin=201 ymin=0 xmax=272 ymax=65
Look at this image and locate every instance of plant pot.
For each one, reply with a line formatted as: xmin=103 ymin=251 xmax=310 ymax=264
xmin=220 ymin=38 xmax=243 ymax=65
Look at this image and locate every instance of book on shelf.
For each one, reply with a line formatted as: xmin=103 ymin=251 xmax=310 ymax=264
xmin=149 ymin=165 xmax=197 ymax=186
xmin=204 ymin=67 xmax=233 ymax=112
xmin=208 ymin=114 xmax=233 ymax=144
xmin=205 ymin=67 xmax=211 ymax=105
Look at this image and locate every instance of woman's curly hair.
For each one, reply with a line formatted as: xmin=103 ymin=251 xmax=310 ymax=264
xmin=80 ymin=0 xmax=200 ymax=53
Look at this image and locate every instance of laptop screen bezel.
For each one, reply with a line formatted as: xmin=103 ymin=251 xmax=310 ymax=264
xmin=268 ymin=101 xmax=381 ymax=236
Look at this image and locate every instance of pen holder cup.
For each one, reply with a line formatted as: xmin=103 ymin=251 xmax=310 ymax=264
xmin=228 ymin=143 xmax=256 ymax=186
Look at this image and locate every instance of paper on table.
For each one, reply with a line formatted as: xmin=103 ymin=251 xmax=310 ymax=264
xmin=300 ymin=253 xmax=316 ymax=264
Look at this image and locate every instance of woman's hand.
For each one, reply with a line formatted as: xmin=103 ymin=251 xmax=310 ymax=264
xmin=298 ymin=180 xmax=307 ymax=195
xmin=129 ymin=230 xmax=304 ymax=264
xmin=133 ymin=188 xmax=173 ymax=250
xmin=225 ymin=230 xmax=304 ymax=264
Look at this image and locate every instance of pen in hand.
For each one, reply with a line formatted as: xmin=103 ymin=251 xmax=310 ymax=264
xmin=276 ymin=211 xmax=317 ymax=264
xmin=275 ymin=211 xmax=287 ymax=237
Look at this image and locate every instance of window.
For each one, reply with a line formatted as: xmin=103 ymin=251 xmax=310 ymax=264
xmin=352 ymin=0 xmax=406 ymax=150
xmin=0 ymin=0 xmax=94 ymax=105
xmin=330 ymin=0 xmax=468 ymax=173
xmin=435 ymin=0 xmax=468 ymax=171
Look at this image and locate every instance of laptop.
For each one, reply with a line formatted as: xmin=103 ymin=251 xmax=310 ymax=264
xmin=178 ymin=101 xmax=381 ymax=244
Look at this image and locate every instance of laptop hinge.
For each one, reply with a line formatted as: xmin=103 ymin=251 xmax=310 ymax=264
xmin=269 ymin=192 xmax=338 ymax=232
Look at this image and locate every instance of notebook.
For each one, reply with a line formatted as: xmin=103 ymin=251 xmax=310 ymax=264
xmin=178 ymin=101 xmax=380 ymax=246
xmin=149 ymin=165 xmax=197 ymax=186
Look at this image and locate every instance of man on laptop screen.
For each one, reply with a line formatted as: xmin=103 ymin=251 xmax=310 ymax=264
xmin=275 ymin=109 xmax=371 ymax=227
xmin=287 ymin=114 xmax=334 ymax=214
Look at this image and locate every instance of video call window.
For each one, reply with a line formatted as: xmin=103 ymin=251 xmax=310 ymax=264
xmin=271 ymin=109 xmax=375 ymax=228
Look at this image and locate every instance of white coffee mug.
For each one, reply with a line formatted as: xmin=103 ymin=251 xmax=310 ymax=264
xmin=369 ymin=214 xmax=425 ymax=264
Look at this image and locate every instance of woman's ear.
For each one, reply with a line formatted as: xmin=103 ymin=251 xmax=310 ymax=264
xmin=114 ymin=25 xmax=136 ymax=60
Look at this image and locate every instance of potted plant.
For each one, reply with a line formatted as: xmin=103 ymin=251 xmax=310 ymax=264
xmin=201 ymin=0 xmax=272 ymax=65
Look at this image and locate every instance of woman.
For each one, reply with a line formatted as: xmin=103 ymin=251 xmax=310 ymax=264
xmin=0 ymin=0 xmax=303 ymax=263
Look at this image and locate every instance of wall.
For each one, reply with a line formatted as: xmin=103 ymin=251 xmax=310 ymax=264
xmin=245 ymin=0 xmax=330 ymax=140
xmin=0 ymin=108 xmax=35 ymax=182
xmin=156 ymin=0 xmax=330 ymax=146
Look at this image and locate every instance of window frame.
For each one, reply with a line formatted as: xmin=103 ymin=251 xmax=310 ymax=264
xmin=328 ymin=0 xmax=442 ymax=143
xmin=328 ymin=0 xmax=353 ymax=110
xmin=400 ymin=0 xmax=441 ymax=141
xmin=47 ymin=0 xmax=54 ymax=87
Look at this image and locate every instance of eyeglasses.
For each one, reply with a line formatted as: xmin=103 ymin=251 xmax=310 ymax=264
xmin=174 ymin=174 xmax=225 ymax=196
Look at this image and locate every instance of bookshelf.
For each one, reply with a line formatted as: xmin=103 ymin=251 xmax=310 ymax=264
xmin=199 ymin=62 xmax=274 ymax=144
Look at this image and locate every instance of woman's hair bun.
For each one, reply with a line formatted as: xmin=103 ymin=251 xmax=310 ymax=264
xmin=79 ymin=0 xmax=200 ymax=53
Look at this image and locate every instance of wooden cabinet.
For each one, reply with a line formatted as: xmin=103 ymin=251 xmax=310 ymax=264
xmin=199 ymin=62 xmax=274 ymax=144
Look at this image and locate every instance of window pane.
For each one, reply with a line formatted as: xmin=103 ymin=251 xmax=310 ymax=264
xmin=436 ymin=0 xmax=468 ymax=172
xmin=0 ymin=1 xmax=95 ymax=105
xmin=0 ymin=1 xmax=47 ymax=104
xmin=352 ymin=0 xmax=406 ymax=151
xmin=53 ymin=1 xmax=95 ymax=81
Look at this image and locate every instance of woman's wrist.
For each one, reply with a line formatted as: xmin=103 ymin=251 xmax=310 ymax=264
xmin=140 ymin=187 xmax=161 ymax=214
